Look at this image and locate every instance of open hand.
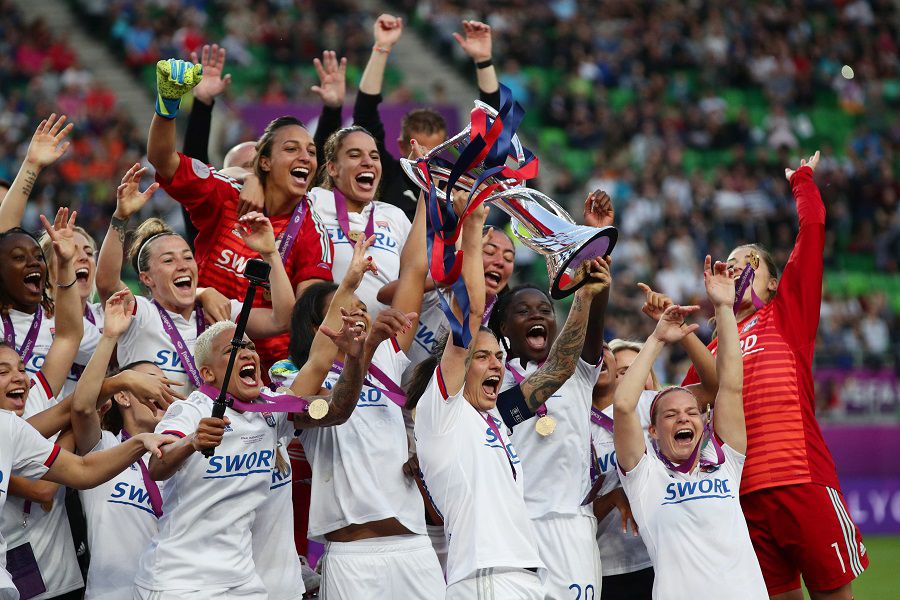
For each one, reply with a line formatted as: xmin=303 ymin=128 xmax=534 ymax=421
xmin=102 ymin=289 xmax=136 ymax=338
xmin=198 ymin=287 xmax=233 ymax=324
xmin=365 ymin=308 xmax=416 ymax=350
xmin=344 ymin=234 xmax=378 ymax=290
xmin=452 ymin=20 xmax=492 ymax=63
xmin=40 ymin=207 xmax=77 ymax=264
xmin=26 ymin=114 xmax=73 ymax=168
xmin=703 ymin=255 xmax=735 ymax=308
xmin=124 ymin=370 xmax=186 ymax=412
xmin=311 ymin=51 xmax=347 ymax=108
xmin=784 ymin=150 xmax=820 ymax=181
xmin=115 ymin=163 xmax=159 ymax=220
xmin=190 ymin=44 xmax=231 ymax=104
xmin=320 ymin=308 xmax=369 ymax=359
xmin=651 ymin=304 xmax=700 ymax=344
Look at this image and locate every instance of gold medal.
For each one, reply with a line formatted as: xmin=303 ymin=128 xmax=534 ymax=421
xmin=275 ymin=387 xmax=293 ymax=395
xmin=535 ymin=414 xmax=557 ymax=437
xmin=348 ymin=230 xmax=362 ymax=243
xmin=749 ymin=250 xmax=760 ymax=269
xmin=307 ymin=397 xmax=329 ymax=420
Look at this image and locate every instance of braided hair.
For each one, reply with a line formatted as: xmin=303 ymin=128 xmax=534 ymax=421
xmin=0 ymin=227 xmax=54 ymax=315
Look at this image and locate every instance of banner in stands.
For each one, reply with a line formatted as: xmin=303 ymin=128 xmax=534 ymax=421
xmin=815 ymin=368 xmax=900 ymax=418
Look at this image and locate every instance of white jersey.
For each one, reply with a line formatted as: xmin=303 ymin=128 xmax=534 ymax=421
xmin=117 ymin=296 xmax=239 ymax=393
xmin=415 ymin=367 xmax=543 ymax=586
xmin=500 ymin=357 xmax=602 ymax=519
xmin=79 ymin=430 xmax=160 ymax=600
xmin=590 ymin=406 xmax=652 ymax=576
xmin=284 ymin=339 xmax=425 ymax=542
xmin=0 ymin=411 xmax=59 ymax=600
xmin=619 ymin=442 xmax=767 ymax=599
xmin=0 ymin=375 xmax=82 ymax=599
xmin=85 ymin=301 xmax=105 ymax=330
xmin=251 ymin=441 xmax=305 ymax=600
xmin=134 ymin=389 xmax=288 ymax=591
xmin=7 ymin=307 xmax=101 ymax=398
xmin=309 ymin=187 xmax=412 ymax=317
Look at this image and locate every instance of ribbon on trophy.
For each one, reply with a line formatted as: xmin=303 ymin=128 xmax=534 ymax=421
xmin=417 ymin=85 xmax=539 ymax=347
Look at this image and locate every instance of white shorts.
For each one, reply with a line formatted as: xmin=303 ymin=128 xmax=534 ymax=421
xmin=427 ymin=523 xmax=449 ymax=576
xmin=447 ymin=568 xmax=543 ymax=600
xmin=133 ymin=576 xmax=266 ymax=600
xmin=319 ymin=534 xmax=445 ymax=599
xmin=533 ymin=513 xmax=601 ymax=600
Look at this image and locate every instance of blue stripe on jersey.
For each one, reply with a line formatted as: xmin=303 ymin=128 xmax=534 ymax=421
xmin=108 ymin=500 xmax=157 ymax=516
xmin=202 ymin=469 xmax=271 ymax=479
xmin=661 ymin=493 xmax=735 ymax=505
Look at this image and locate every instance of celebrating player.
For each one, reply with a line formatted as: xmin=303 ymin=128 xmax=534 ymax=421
xmin=682 ymin=152 xmax=868 ymax=599
xmin=614 ymin=257 xmax=768 ymax=599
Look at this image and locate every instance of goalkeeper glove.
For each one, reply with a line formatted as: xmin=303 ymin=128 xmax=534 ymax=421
xmin=155 ymin=59 xmax=203 ymax=119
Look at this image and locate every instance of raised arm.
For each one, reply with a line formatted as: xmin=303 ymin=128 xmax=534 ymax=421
xmin=96 ymin=164 xmax=159 ymax=303
xmin=236 ymin=212 xmax=295 ymax=339
xmin=452 ymin=20 xmax=500 ymax=107
xmin=293 ymin=309 xmax=413 ymax=428
xmin=359 ymin=14 xmax=402 ymax=96
xmin=706 ymin=256 xmax=746 ymax=453
xmin=580 ymin=190 xmax=615 ymax=363
xmin=391 ymin=193 xmax=429 ymax=353
xmin=147 ymin=59 xmax=203 ymax=181
xmin=46 ymin=432 xmax=177 ymax=489
xmin=637 ymin=282 xmax=718 ymax=406
xmin=0 ymin=114 xmax=73 ymax=231
xmin=38 ymin=209 xmax=83 ymax=396
xmin=70 ymin=290 xmax=134 ymax=454
xmin=614 ymin=304 xmax=700 ymax=472
xmin=290 ymin=237 xmax=378 ymax=396
xmin=517 ymin=259 xmax=611 ymax=411
xmin=184 ymin=44 xmax=231 ymax=163
xmin=311 ymin=50 xmax=347 ymax=165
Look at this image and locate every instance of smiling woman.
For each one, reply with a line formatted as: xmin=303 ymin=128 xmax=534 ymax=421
xmin=308 ymin=126 xmax=412 ymax=319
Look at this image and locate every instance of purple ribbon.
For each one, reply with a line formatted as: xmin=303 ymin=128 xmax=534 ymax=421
xmin=152 ymin=300 xmax=206 ymax=388
xmin=482 ymin=412 xmax=517 ymax=480
xmin=277 ymin=198 xmax=308 ymax=262
xmin=84 ymin=305 xmax=96 ymax=326
xmin=581 ymin=440 xmax=607 ymax=506
xmin=198 ymin=383 xmax=316 ymax=414
xmin=733 ymin=266 xmax=765 ymax=315
xmin=482 ymin=294 xmax=498 ymax=326
xmin=3 ymin=307 xmax=43 ymax=366
xmin=590 ymin=406 xmax=614 ymax=433
xmin=651 ymin=410 xmax=726 ymax=474
xmin=334 ymin=188 xmax=374 ymax=248
xmin=120 ymin=430 xmax=164 ymax=518
xmin=330 ymin=359 xmax=407 ymax=407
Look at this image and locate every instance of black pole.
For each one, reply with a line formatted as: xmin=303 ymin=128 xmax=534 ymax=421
xmin=203 ymin=258 xmax=271 ymax=458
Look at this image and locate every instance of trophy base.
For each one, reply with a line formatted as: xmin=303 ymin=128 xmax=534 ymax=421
xmin=549 ymin=226 xmax=618 ymax=300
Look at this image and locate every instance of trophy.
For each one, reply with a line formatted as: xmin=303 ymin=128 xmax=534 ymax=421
xmin=401 ymin=100 xmax=617 ymax=300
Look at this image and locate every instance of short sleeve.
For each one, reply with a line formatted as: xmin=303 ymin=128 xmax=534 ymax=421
xmin=414 ymin=366 xmax=464 ymax=437
xmin=719 ymin=443 xmax=746 ymax=485
xmin=12 ymin=418 xmax=60 ymax=480
xmin=22 ymin=372 xmax=55 ymax=419
xmin=230 ymin=300 xmax=241 ymax=321
xmin=618 ymin=451 xmax=652 ymax=499
xmin=574 ymin=357 xmax=603 ymax=389
xmin=155 ymin=396 xmax=204 ymax=438
xmin=373 ymin=337 xmax=411 ymax=382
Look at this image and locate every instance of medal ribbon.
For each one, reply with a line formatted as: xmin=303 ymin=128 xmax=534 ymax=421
xmin=419 ymin=84 xmax=538 ymax=348
xmin=152 ymin=300 xmax=206 ymax=388
xmin=590 ymin=406 xmax=614 ymax=433
xmin=334 ymin=188 xmax=374 ymax=248
xmin=581 ymin=439 xmax=607 ymax=506
xmin=329 ymin=359 xmax=406 ymax=407
xmin=482 ymin=412 xmax=517 ymax=481
xmin=198 ymin=383 xmax=316 ymax=413
xmin=277 ymin=197 xmax=309 ymax=261
xmin=120 ymin=430 xmax=164 ymax=518
xmin=651 ymin=410 xmax=726 ymax=473
xmin=482 ymin=294 xmax=498 ymax=326
xmin=84 ymin=305 xmax=96 ymax=326
xmin=3 ymin=307 xmax=43 ymax=366
xmin=733 ymin=266 xmax=765 ymax=315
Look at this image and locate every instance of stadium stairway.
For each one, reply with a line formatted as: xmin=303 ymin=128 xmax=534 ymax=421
xmin=10 ymin=0 xmax=152 ymax=141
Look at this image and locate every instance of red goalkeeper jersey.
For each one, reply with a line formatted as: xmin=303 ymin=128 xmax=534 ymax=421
xmin=156 ymin=153 xmax=333 ymax=371
xmin=683 ymin=166 xmax=840 ymax=496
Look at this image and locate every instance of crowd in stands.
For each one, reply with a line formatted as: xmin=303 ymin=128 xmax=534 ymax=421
xmin=1 ymin=0 xmax=897 ymax=384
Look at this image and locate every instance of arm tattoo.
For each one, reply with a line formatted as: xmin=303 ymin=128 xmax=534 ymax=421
xmin=522 ymin=293 xmax=590 ymax=411
xmin=22 ymin=169 xmax=37 ymax=197
xmin=111 ymin=215 xmax=129 ymax=244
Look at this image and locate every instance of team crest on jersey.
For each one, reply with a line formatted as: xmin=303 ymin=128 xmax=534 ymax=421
xmin=376 ymin=220 xmax=390 ymax=229
xmin=191 ymin=158 xmax=211 ymax=179
xmin=741 ymin=316 xmax=759 ymax=334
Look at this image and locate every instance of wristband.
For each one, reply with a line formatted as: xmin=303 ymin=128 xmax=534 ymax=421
xmin=57 ymin=277 xmax=78 ymax=289
xmin=496 ymin=385 xmax=534 ymax=429
xmin=475 ymin=58 xmax=493 ymax=69
xmin=373 ymin=45 xmax=391 ymax=55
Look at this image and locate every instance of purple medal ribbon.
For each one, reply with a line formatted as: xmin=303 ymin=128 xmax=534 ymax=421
xmin=733 ymin=266 xmax=765 ymax=315
xmin=3 ymin=307 xmax=43 ymax=366
xmin=330 ymin=359 xmax=407 ymax=407
xmin=199 ymin=383 xmax=316 ymax=414
xmin=651 ymin=410 xmax=726 ymax=473
xmin=482 ymin=294 xmax=498 ymax=326
xmin=277 ymin=198 xmax=308 ymax=262
xmin=152 ymin=300 xmax=206 ymax=388
xmin=482 ymin=412 xmax=517 ymax=480
xmin=83 ymin=305 xmax=96 ymax=326
xmin=590 ymin=406 xmax=614 ymax=433
xmin=120 ymin=430 xmax=164 ymax=518
xmin=334 ymin=188 xmax=374 ymax=248
xmin=580 ymin=407 xmax=615 ymax=505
